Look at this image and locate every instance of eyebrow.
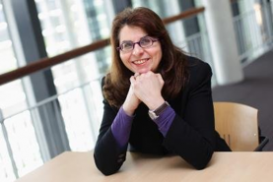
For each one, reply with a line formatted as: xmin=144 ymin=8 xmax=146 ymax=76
xmin=120 ymin=35 xmax=149 ymax=44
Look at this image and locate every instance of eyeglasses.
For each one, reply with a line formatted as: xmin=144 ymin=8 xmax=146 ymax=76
xmin=117 ymin=36 xmax=158 ymax=53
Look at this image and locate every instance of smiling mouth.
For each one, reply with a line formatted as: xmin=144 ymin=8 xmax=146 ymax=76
xmin=132 ymin=58 xmax=149 ymax=65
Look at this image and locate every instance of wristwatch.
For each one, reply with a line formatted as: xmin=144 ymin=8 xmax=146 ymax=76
xmin=148 ymin=101 xmax=169 ymax=120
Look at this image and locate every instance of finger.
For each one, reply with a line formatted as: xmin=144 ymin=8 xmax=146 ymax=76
xmin=155 ymin=73 xmax=162 ymax=80
xmin=134 ymin=72 xmax=140 ymax=79
xmin=130 ymin=76 xmax=136 ymax=84
xmin=156 ymin=73 xmax=164 ymax=84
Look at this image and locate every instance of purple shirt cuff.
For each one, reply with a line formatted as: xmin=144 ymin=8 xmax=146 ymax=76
xmin=111 ymin=106 xmax=134 ymax=147
xmin=153 ymin=106 xmax=175 ymax=137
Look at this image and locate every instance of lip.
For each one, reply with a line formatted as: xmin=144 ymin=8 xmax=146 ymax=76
xmin=132 ymin=58 xmax=150 ymax=65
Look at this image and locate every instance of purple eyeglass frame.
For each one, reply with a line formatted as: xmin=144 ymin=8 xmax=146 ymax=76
xmin=116 ymin=36 xmax=158 ymax=52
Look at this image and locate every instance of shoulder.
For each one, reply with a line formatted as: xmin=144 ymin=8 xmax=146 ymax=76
xmin=186 ymin=56 xmax=212 ymax=75
xmin=185 ymin=56 xmax=213 ymax=87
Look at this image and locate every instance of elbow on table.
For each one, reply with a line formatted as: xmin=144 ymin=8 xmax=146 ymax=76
xmin=191 ymin=152 xmax=213 ymax=170
xmin=98 ymin=167 xmax=118 ymax=176
xmin=193 ymin=161 xmax=209 ymax=170
xmin=189 ymin=150 xmax=214 ymax=170
xmin=94 ymin=154 xmax=120 ymax=176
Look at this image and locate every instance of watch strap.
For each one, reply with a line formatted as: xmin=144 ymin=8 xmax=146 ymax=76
xmin=148 ymin=101 xmax=170 ymax=119
xmin=153 ymin=101 xmax=169 ymax=115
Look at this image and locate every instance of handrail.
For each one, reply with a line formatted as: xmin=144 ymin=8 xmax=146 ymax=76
xmin=163 ymin=7 xmax=205 ymax=24
xmin=0 ymin=39 xmax=109 ymax=85
xmin=0 ymin=6 xmax=205 ymax=85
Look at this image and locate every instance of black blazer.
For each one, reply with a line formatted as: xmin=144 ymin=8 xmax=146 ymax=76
xmin=94 ymin=56 xmax=230 ymax=175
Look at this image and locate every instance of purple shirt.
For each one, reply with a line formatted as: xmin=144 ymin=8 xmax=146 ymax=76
xmin=111 ymin=105 xmax=176 ymax=148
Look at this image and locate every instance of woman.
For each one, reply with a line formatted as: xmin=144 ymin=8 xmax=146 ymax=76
xmin=94 ymin=7 xmax=230 ymax=175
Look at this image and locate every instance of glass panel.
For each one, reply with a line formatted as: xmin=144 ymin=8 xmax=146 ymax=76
xmin=0 ymin=3 xmax=17 ymax=74
xmin=35 ymin=0 xmax=113 ymax=151
xmin=4 ymin=112 xmax=43 ymax=177
xmin=36 ymin=0 xmax=112 ymax=89
xmin=0 ymin=125 xmax=16 ymax=182
xmin=0 ymin=2 xmax=28 ymax=119
xmin=58 ymin=88 xmax=94 ymax=151
xmin=0 ymin=81 xmax=27 ymax=118
xmin=0 ymin=1 xmax=43 ymax=179
xmin=132 ymin=0 xmax=168 ymax=17
xmin=232 ymin=0 xmax=272 ymax=63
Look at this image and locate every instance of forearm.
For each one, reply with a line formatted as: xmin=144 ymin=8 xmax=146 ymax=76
xmin=111 ymin=106 xmax=134 ymax=147
xmin=163 ymin=115 xmax=215 ymax=170
xmin=152 ymin=104 xmax=214 ymax=169
xmin=153 ymin=106 xmax=175 ymax=136
xmin=94 ymin=129 xmax=128 ymax=175
xmin=94 ymin=105 xmax=133 ymax=175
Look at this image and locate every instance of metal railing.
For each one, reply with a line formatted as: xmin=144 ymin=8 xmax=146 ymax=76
xmin=233 ymin=0 xmax=273 ymax=64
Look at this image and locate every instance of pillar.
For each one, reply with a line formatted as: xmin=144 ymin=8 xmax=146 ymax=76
xmin=203 ymin=0 xmax=244 ymax=85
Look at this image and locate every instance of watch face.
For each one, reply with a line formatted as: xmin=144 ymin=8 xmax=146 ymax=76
xmin=148 ymin=110 xmax=159 ymax=120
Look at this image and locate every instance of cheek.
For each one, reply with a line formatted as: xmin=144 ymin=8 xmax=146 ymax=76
xmin=154 ymin=50 xmax=162 ymax=63
xmin=158 ymin=51 xmax=162 ymax=60
xmin=119 ymin=54 xmax=126 ymax=63
xmin=120 ymin=54 xmax=130 ymax=67
xmin=152 ymin=45 xmax=162 ymax=58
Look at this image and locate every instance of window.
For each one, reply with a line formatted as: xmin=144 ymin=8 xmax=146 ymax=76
xmin=0 ymin=1 xmax=43 ymax=180
xmin=35 ymin=0 xmax=113 ymax=151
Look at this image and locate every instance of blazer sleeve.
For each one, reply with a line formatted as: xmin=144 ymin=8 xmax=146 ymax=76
xmin=163 ymin=62 xmax=215 ymax=169
xmin=93 ymin=81 xmax=128 ymax=175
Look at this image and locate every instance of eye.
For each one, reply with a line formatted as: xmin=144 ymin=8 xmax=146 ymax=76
xmin=140 ymin=37 xmax=152 ymax=47
xmin=122 ymin=41 xmax=133 ymax=50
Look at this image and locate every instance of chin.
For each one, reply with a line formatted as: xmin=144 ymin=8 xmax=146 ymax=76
xmin=139 ymin=67 xmax=153 ymax=74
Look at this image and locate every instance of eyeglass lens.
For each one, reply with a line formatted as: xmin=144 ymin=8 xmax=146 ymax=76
xmin=119 ymin=36 xmax=156 ymax=52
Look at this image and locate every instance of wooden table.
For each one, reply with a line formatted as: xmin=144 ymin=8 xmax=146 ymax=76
xmin=15 ymin=152 xmax=273 ymax=182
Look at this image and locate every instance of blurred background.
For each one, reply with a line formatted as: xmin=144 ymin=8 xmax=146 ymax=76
xmin=1 ymin=0 xmax=273 ymax=181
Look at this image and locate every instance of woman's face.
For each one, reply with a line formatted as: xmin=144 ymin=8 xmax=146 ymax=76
xmin=118 ymin=25 xmax=162 ymax=74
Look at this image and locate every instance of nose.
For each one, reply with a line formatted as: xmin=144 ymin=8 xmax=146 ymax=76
xmin=132 ymin=43 xmax=144 ymax=55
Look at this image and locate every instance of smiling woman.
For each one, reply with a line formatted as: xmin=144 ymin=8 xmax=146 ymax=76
xmin=118 ymin=27 xmax=162 ymax=74
xmin=94 ymin=7 xmax=231 ymax=176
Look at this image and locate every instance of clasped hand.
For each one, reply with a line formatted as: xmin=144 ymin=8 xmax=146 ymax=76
xmin=123 ymin=71 xmax=165 ymax=116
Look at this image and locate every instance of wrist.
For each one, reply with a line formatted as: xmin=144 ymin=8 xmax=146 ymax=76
xmin=122 ymin=104 xmax=135 ymax=116
xmin=147 ymin=98 xmax=165 ymax=110
xmin=148 ymin=101 xmax=170 ymax=120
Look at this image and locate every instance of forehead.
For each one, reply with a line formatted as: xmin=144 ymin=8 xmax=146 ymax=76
xmin=119 ymin=25 xmax=147 ymax=42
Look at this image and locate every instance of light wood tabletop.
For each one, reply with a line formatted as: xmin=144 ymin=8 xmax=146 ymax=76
xmin=15 ymin=151 xmax=273 ymax=182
